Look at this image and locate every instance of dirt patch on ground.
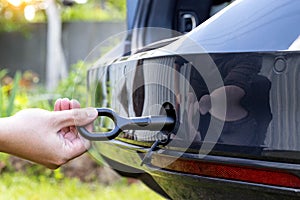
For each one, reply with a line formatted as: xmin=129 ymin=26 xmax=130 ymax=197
xmin=62 ymin=154 xmax=121 ymax=184
xmin=1 ymin=154 xmax=121 ymax=185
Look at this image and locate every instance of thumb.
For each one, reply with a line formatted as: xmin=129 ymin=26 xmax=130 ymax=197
xmin=53 ymin=108 xmax=98 ymax=128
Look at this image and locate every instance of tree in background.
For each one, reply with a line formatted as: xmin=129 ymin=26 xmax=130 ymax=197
xmin=0 ymin=0 xmax=68 ymax=91
xmin=0 ymin=0 xmax=125 ymax=90
xmin=45 ymin=0 xmax=67 ymax=91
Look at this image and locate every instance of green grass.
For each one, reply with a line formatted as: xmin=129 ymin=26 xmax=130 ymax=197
xmin=0 ymin=172 xmax=165 ymax=200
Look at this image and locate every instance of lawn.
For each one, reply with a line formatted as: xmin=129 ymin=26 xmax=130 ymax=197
xmin=0 ymin=172 xmax=165 ymax=200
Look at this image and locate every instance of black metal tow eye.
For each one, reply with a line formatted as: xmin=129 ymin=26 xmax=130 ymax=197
xmin=77 ymin=105 xmax=176 ymax=141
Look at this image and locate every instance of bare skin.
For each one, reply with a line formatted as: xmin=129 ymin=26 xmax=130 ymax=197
xmin=0 ymin=98 xmax=97 ymax=169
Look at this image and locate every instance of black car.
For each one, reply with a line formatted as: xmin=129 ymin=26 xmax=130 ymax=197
xmin=78 ymin=0 xmax=300 ymax=199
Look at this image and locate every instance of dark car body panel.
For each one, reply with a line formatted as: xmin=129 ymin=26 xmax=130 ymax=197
xmin=92 ymin=140 xmax=300 ymax=199
xmin=88 ymin=51 xmax=300 ymax=199
xmin=188 ymin=0 xmax=300 ymax=52
xmin=86 ymin=0 xmax=300 ymax=199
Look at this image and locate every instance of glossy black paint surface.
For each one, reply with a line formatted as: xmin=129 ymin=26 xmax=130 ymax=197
xmin=85 ymin=0 xmax=300 ymax=198
xmin=88 ymin=52 xmax=300 ymax=155
xmin=188 ymin=0 xmax=300 ymax=52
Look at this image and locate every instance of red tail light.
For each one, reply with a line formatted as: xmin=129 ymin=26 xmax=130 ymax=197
xmin=152 ymin=155 xmax=300 ymax=188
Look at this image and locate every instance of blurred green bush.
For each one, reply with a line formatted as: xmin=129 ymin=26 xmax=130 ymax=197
xmin=0 ymin=69 xmax=22 ymax=117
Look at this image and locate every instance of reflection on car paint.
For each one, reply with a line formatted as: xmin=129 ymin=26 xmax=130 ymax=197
xmin=88 ymin=52 xmax=300 ymax=152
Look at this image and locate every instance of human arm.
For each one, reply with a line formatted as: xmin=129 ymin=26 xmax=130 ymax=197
xmin=0 ymin=100 xmax=97 ymax=169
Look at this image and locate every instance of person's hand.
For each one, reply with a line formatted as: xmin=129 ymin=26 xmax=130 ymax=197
xmin=54 ymin=98 xmax=94 ymax=141
xmin=0 ymin=99 xmax=97 ymax=169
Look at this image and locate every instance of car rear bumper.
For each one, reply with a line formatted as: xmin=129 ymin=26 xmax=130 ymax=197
xmin=92 ymin=139 xmax=300 ymax=200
